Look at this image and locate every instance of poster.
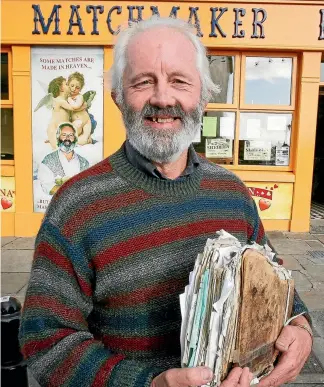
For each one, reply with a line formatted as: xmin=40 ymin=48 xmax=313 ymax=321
xmin=0 ymin=177 xmax=15 ymax=212
xmin=31 ymin=47 xmax=104 ymax=213
xmin=205 ymin=138 xmax=233 ymax=158
xmin=203 ymin=116 xmax=217 ymax=137
xmin=220 ymin=116 xmax=235 ymax=138
xmin=246 ymin=182 xmax=293 ymax=219
xmin=246 ymin=118 xmax=261 ymax=139
xmin=276 ymin=145 xmax=290 ymax=166
xmin=244 ymin=141 xmax=271 ymax=161
xmin=267 ymin=115 xmax=287 ymax=131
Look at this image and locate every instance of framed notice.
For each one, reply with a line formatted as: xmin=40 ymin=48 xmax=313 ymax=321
xmin=206 ymin=138 xmax=233 ymax=158
xmin=244 ymin=141 xmax=271 ymax=161
xmin=275 ymin=146 xmax=290 ymax=166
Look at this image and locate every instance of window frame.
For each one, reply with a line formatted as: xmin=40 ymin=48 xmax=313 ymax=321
xmin=240 ymin=52 xmax=297 ymax=111
xmin=202 ymin=51 xmax=297 ymax=171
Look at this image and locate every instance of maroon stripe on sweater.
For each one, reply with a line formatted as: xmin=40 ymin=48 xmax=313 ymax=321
xmin=63 ymin=190 xmax=152 ymax=238
xmin=35 ymin=242 xmax=92 ymax=296
xmin=22 ymin=328 xmax=75 ymax=358
xmin=106 ymin=278 xmax=184 ymax=308
xmin=92 ymin=354 xmax=125 ymax=387
xmin=25 ymin=295 xmax=86 ymax=325
xmin=94 ymin=219 xmax=252 ymax=271
xmin=102 ymin=332 xmax=179 ymax=352
xmin=200 ymin=179 xmax=248 ymax=195
xmin=55 ymin=159 xmax=112 ymax=199
xmin=48 ymin=340 xmax=93 ymax=386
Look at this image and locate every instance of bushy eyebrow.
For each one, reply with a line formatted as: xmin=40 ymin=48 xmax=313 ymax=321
xmin=129 ymin=71 xmax=194 ymax=84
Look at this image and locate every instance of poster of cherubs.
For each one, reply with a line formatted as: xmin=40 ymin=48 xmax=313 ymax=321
xmin=31 ymin=47 xmax=103 ymax=213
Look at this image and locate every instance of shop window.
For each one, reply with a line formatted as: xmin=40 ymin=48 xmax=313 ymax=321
xmin=208 ymin=56 xmax=235 ymax=104
xmin=321 ymin=60 xmax=324 ymax=83
xmin=193 ymin=111 xmax=236 ymax=165
xmin=1 ymin=53 xmax=9 ymax=100
xmin=244 ymin=57 xmax=293 ymax=106
xmin=238 ymin=113 xmax=292 ymax=166
xmin=1 ymin=108 xmax=14 ymax=160
xmin=1 ymin=49 xmax=14 ymax=161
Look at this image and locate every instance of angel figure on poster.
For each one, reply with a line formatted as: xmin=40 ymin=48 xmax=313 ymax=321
xmin=34 ymin=72 xmax=97 ymax=149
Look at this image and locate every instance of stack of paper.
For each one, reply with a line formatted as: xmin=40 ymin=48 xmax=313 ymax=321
xmin=180 ymin=231 xmax=294 ymax=386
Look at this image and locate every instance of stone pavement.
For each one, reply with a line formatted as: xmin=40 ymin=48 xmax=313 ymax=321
xmin=1 ymin=223 xmax=324 ymax=386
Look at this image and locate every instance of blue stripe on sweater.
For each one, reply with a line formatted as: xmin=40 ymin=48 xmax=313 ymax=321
xmin=86 ymin=197 xmax=253 ymax=243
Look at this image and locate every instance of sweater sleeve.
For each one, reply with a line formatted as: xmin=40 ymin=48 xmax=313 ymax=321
xmin=19 ymin=220 xmax=165 ymax=387
xmin=245 ymin=194 xmax=311 ymax=324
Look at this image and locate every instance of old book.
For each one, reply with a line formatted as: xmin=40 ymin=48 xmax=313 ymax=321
xmin=180 ymin=231 xmax=294 ymax=386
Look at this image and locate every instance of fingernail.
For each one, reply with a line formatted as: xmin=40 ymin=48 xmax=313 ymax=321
xmin=202 ymin=367 xmax=213 ymax=381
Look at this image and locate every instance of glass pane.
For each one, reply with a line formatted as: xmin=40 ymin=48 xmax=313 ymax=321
xmin=193 ymin=111 xmax=235 ymax=165
xmin=239 ymin=112 xmax=292 ymax=166
xmin=320 ymin=61 xmax=324 ymax=82
xmin=1 ymin=108 xmax=14 ymax=160
xmin=1 ymin=53 xmax=9 ymax=100
xmin=208 ymin=56 xmax=234 ymax=104
xmin=244 ymin=57 xmax=292 ymax=105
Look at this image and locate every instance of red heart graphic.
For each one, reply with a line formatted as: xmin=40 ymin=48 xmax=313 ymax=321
xmin=1 ymin=197 xmax=13 ymax=210
xmin=259 ymin=198 xmax=271 ymax=211
xmin=274 ymin=184 xmax=278 ymax=189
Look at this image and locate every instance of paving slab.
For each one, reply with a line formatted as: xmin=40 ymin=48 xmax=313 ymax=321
xmin=3 ymin=237 xmax=36 ymax=250
xmin=307 ymin=241 xmax=324 ymax=250
xmin=298 ymin=290 xmax=324 ymax=311
xmin=292 ymin=271 xmax=313 ymax=291
xmin=267 ymin=231 xmax=288 ymax=240
xmin=1 ymin=236 xmax=17 ymax=247
xmin=1 ymin=249 xmax=34 ymax=272
xmin=1 ymin=272 xmax=30 ymax=295
xmin=313 ymin=235 xmax=324 ymax=244
xmin=302 ymin=265 xmax=324 ymax=283
xmin=281 ymin=255 xmax=304 ymax=270
xmin=270 ymin=240 xmax=312 ymax=255
xmin=285 ymin=233 xmax=316 ymax=241
xmin=293 ymin=254 xmax=313 ymax=268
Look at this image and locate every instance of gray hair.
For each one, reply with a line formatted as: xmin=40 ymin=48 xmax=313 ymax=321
xmin=110 ymin=17 xmax=220 ymax=105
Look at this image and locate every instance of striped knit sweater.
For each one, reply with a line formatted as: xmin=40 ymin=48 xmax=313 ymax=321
xmin=19 ymin=144 xmax=308 ymax=387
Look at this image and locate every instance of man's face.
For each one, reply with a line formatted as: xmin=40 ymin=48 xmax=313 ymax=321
xmin=68 ymin=78 xmax=82 ymax=97
xmin=120 ymin=27 xmax=203 ymax=163
xmin=58 ymin=126 xmax=76 ymax=153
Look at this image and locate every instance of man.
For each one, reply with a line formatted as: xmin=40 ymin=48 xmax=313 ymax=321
xmin=38 ymin=122 xmax=89 ymax=195
xmin=20 ymin=17 xmax=312 ymax=387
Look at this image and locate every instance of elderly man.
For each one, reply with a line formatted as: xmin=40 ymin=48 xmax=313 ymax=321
xmin=38 ymin=122 xmax=89 ymax=195
xmin=20 ymin=17 xmax=312 ymax=387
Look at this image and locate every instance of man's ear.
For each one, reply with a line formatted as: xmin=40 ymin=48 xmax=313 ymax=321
xmin=111 ymin=91 xmax=120 ymax=109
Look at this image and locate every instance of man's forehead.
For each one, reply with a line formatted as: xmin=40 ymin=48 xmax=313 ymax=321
xmin=126 ymin=27 xmax=197 ymax=69
xmin=61 ymin=127 xmax=74 ymax=133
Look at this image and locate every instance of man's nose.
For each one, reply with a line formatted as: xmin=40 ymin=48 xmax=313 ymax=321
xmin=149 ymin=82 xmax=175 ymax=108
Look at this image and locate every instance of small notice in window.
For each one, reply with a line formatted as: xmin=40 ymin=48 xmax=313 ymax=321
xmin=275 ymin=146 xmax=289 ymax=165
xmin=206 ymin=138 xmax=233 ymax=158
xmin=267 ymin=116 xmax=287 ymax=131
xmin=244 ymin=141 xmax=271 ymax=161
xmin=203 ymin=117 xmax=217 ymax=137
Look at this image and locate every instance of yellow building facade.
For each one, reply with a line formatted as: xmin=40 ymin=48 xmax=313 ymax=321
xmin=1 ymin=0 xmax=324 ymax=236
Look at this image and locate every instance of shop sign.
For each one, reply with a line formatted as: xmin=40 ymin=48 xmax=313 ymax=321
xmin=31 ymin=47 xmax=104 ymax=213
xmin=31 ymin=5 xmax=324 ymax=40
xmin=31 ymin=4 xmax=268 ymax=38
xmin=246 ymin=182 xmax=293 ymax=220
xmin=205 ymin=138 xmax=233 ymax=158
xmin=0 ymin=177 xmax=15 ymax=213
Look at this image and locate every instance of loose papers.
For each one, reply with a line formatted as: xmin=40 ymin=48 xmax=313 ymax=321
xmin=180 ymin=231 xmax=294 ymax=386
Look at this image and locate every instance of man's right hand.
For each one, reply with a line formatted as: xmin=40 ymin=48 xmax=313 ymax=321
xmin=151 ymin=366 xmax=253 ymax=387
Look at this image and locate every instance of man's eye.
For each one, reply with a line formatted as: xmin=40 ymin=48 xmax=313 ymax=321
xmin=137 ymin=80 xmax=150 ymax=86
xmin=173 ymin=79 xmax=187 ymax=84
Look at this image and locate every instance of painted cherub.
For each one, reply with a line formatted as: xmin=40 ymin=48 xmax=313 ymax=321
xmin=34 ymin=76 xmax=87 ymax=149
xmin=67 ymin=72 xmax=96 ymax=145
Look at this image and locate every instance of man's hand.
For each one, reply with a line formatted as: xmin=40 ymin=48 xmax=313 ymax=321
xmin=151 ymin=366 xmax=253 ymax=387
xmin=259 ymin=316 xmax=312 ymax=387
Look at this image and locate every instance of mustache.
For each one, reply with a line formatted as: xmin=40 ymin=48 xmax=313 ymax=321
xmin=140 ymin=104 xmax=186 ymax=119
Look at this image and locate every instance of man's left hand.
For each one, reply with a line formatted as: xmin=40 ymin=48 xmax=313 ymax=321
xmin=258 ymin=316 xmax=312 ymax=386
